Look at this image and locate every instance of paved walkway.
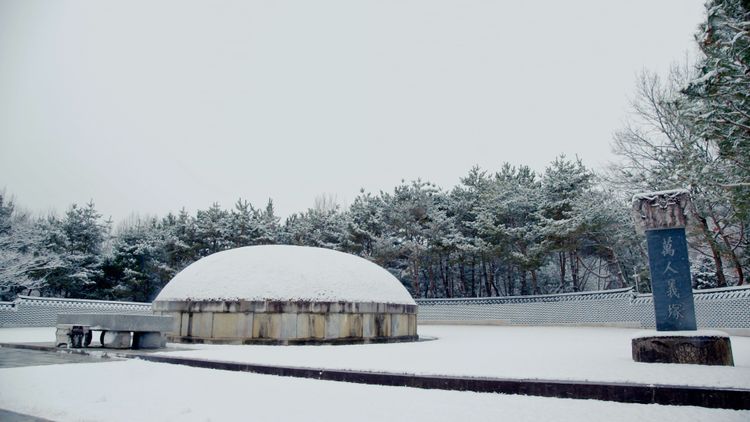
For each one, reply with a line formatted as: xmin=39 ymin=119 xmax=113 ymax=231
xmin=0 ymin=408 xmax=54 ymax=422
xmin=0 ymin=347 xmax=107 ymax=422
xmin=0 ymin=347 xmax=104 ymax=369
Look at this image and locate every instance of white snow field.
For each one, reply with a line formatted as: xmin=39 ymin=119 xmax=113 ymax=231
xmin=1 ymin=325 xmax=749 ymax=421
xmin=150 ymin=325 xmax=750 ymax=389
xmin=1 ymin=359 xmax=748 ymax=422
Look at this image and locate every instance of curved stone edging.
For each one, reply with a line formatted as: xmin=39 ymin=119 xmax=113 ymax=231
xmin=167 ymin=334 xmax=419 ymax=345
xmin=133 ymin=354 xmax=750 ymax=410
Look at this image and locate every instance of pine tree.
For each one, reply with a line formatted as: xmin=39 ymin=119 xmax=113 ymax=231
xmin=685 ymin=0 xmax=750 ymax=200
xmin=45 ymin=202 xmax=110 ymax=298
xmin=195 ymin=203 xmax=231 ymax=257
xmin=0 ymin=195 xmax=65 ymax=299
xmin=109 ymin=218 xmax=170 ymax=302
xmin=255 ymin=199 xmax=280 ymax=245
xmin=540 ymin=156 xmax=594 ymax=292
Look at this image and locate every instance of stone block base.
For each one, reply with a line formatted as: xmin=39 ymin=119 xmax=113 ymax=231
xmin=101 ymin=331 xmax=132 ymax=349
xmin=132 ymin=332 xmax=166 ymax=349
xmin=632 ymin=335 xmax=734 ymax=366
xmin=55 ymin=325 xmax=92 ymax=348
xmin=154 ymin=300 xmax=418 ymax=345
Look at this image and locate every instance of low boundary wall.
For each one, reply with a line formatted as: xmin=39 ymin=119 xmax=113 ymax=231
xmin=0 ymin=296 xmax=152 ymax=327
xmin=2 ymin=286 xmax=749 ymax=330
xmin=416 ymin=286 xmax=750 ymax=330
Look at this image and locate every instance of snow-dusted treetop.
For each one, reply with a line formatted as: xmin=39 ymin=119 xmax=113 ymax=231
xmin=154 ymin=245 xmax=416 ymax=305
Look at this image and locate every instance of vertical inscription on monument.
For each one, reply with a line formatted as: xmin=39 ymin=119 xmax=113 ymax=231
xmin=645 ymin=228 xmax=697 ymax=331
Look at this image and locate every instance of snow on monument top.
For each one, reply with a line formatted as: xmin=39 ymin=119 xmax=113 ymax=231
xmin=631 ymin=189 xmax=690 ymax=205
xmin=154 ymin=245 xmax=416 ymax=305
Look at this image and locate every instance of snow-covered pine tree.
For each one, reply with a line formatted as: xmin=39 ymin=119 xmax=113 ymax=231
xmin=345 ymin=190 xmax=386 ymax=259
xmin=108 ymin=217 xmax=171 ymax=302
xmin=195 ymin=202 xmax=231 ymax=257
xmin=0 ymin=194 xmax=65 ymax=299
xmin=540 ymin=155 xmax=595 ymax=292
xmin=255 ymin=199 xmax=280 ymax=245
xmin=26 ymin=202 xmax=110 ymax=298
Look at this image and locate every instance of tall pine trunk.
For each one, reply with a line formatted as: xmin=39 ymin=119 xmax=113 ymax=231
xmin=411 ymin=258 xmax=420 ymax=297
xmin=695 ymin=214 xmax=727 ymax=287
xmin=712 ymin=216 xmax=745 ymax=285
xmin=558 ymin=252 xmax=567 ymax=291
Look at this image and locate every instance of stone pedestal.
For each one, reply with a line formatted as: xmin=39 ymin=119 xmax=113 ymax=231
xmin=55 ymin=324 xmax=91 ymax=348
xmin=100 ymin=331 xmax=132 ymax=349
xmin=632 ymin=333 xmax=734 ymax=366
xmin=132 ymin=332 xmax=166 ymax=349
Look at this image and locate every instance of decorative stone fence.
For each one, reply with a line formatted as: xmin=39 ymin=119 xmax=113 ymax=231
xmin=0 ymin=295 xmax=152 ymax=328
xmin=152 ymin=300 xmax=418 ymax=345
xmin=3 ymin=286 xmax=749 ymax=333
xmin=416 ymin=285 xmax=750 ymax=332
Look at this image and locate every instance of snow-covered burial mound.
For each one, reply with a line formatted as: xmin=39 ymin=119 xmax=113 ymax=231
xmin=153 ymin=245 xmax=418 ymax=345
xmin=155 ymin=245 xmax=415 ymax=305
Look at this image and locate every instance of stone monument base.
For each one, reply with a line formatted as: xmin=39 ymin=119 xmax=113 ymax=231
xmin=632 ymin=331 xmax=734 ymax=366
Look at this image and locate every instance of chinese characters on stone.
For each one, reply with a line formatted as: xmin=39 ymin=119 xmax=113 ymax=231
xmin=668 ymin=303 xmax=684 ymax=320
xmin=662 ymin=236 xmax=682 ymax=321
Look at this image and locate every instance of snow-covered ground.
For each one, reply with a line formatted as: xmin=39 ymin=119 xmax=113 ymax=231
xmin=1 ymin=360 xmax=748 ymax=422
xmin=154 ymin=325 xmax=750 ymax=389
xmin=1 ymin=325 xmax=749 ymax=421
xmin=0 ymin=327 xmax=57 ymax=343
xmin=2 ymin=325 xmax=749 ymax=389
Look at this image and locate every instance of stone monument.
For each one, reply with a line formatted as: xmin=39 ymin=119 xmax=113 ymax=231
xmin=630 ymin=189 xmax=733 ymax=366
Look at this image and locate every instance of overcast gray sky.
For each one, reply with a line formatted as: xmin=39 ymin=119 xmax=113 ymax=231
xmin=0 ymin=0 xmax=705 ymax=222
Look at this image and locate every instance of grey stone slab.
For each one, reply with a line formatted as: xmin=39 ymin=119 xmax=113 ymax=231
xmin=57 ymin=313 xmax=173 ymax=332
xmin=132 ymin=332 xmax=166 ymax=349
xmin=101 ymin=331 xmax=132 ymax=348
xmin=324 ymin=313 xmax=340 ymax=339
xmin=279 ymin=313 xmax=298 ymax=340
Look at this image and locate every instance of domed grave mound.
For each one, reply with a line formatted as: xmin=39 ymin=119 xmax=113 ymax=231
xmin=152 ymin=245 xmax=418 ymax=344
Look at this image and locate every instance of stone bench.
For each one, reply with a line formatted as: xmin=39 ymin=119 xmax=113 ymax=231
xmin=55 ymin=324 xmax=92 ymax=348
xmin=56 ymin=314 xmax=173 ymax=349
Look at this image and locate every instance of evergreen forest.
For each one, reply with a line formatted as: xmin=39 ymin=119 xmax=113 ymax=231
xmin=1 ymin=0 xmax=748 ymax=302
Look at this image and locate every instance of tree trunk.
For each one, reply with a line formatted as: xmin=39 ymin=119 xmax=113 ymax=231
xmin=489 ymin=260 xmax=500 ymax=296
xmin=605 ymin=247 xmax=626 ymax=288
xmin=505 ymin=264 xmax=512 ymax=295
xmin=442 ymin=255 xmax=453 ymax=298
xmin=558 ymin=252 xmax=567 ymax=291
xmin=427 ymin=264 xmax=437 ymax=298
xmin=712 ymin=217 xmax=745 ymax=286
xmin=695 ymin=214 xmax=727 ymax=287
xmin=458 ymin=258 xmax=467 ymax=297
xmin=470 ymin=256 xmax=477 ymax=297
xmin=569 ymin=250 xmax=580 ymax=292
xmin=411 ymin=257 xmax=421 ymax=297
xmin=482 ymin=259 xmax=492 ymax=297
xmin=531 ymin=270 xmax=539 ymax=294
